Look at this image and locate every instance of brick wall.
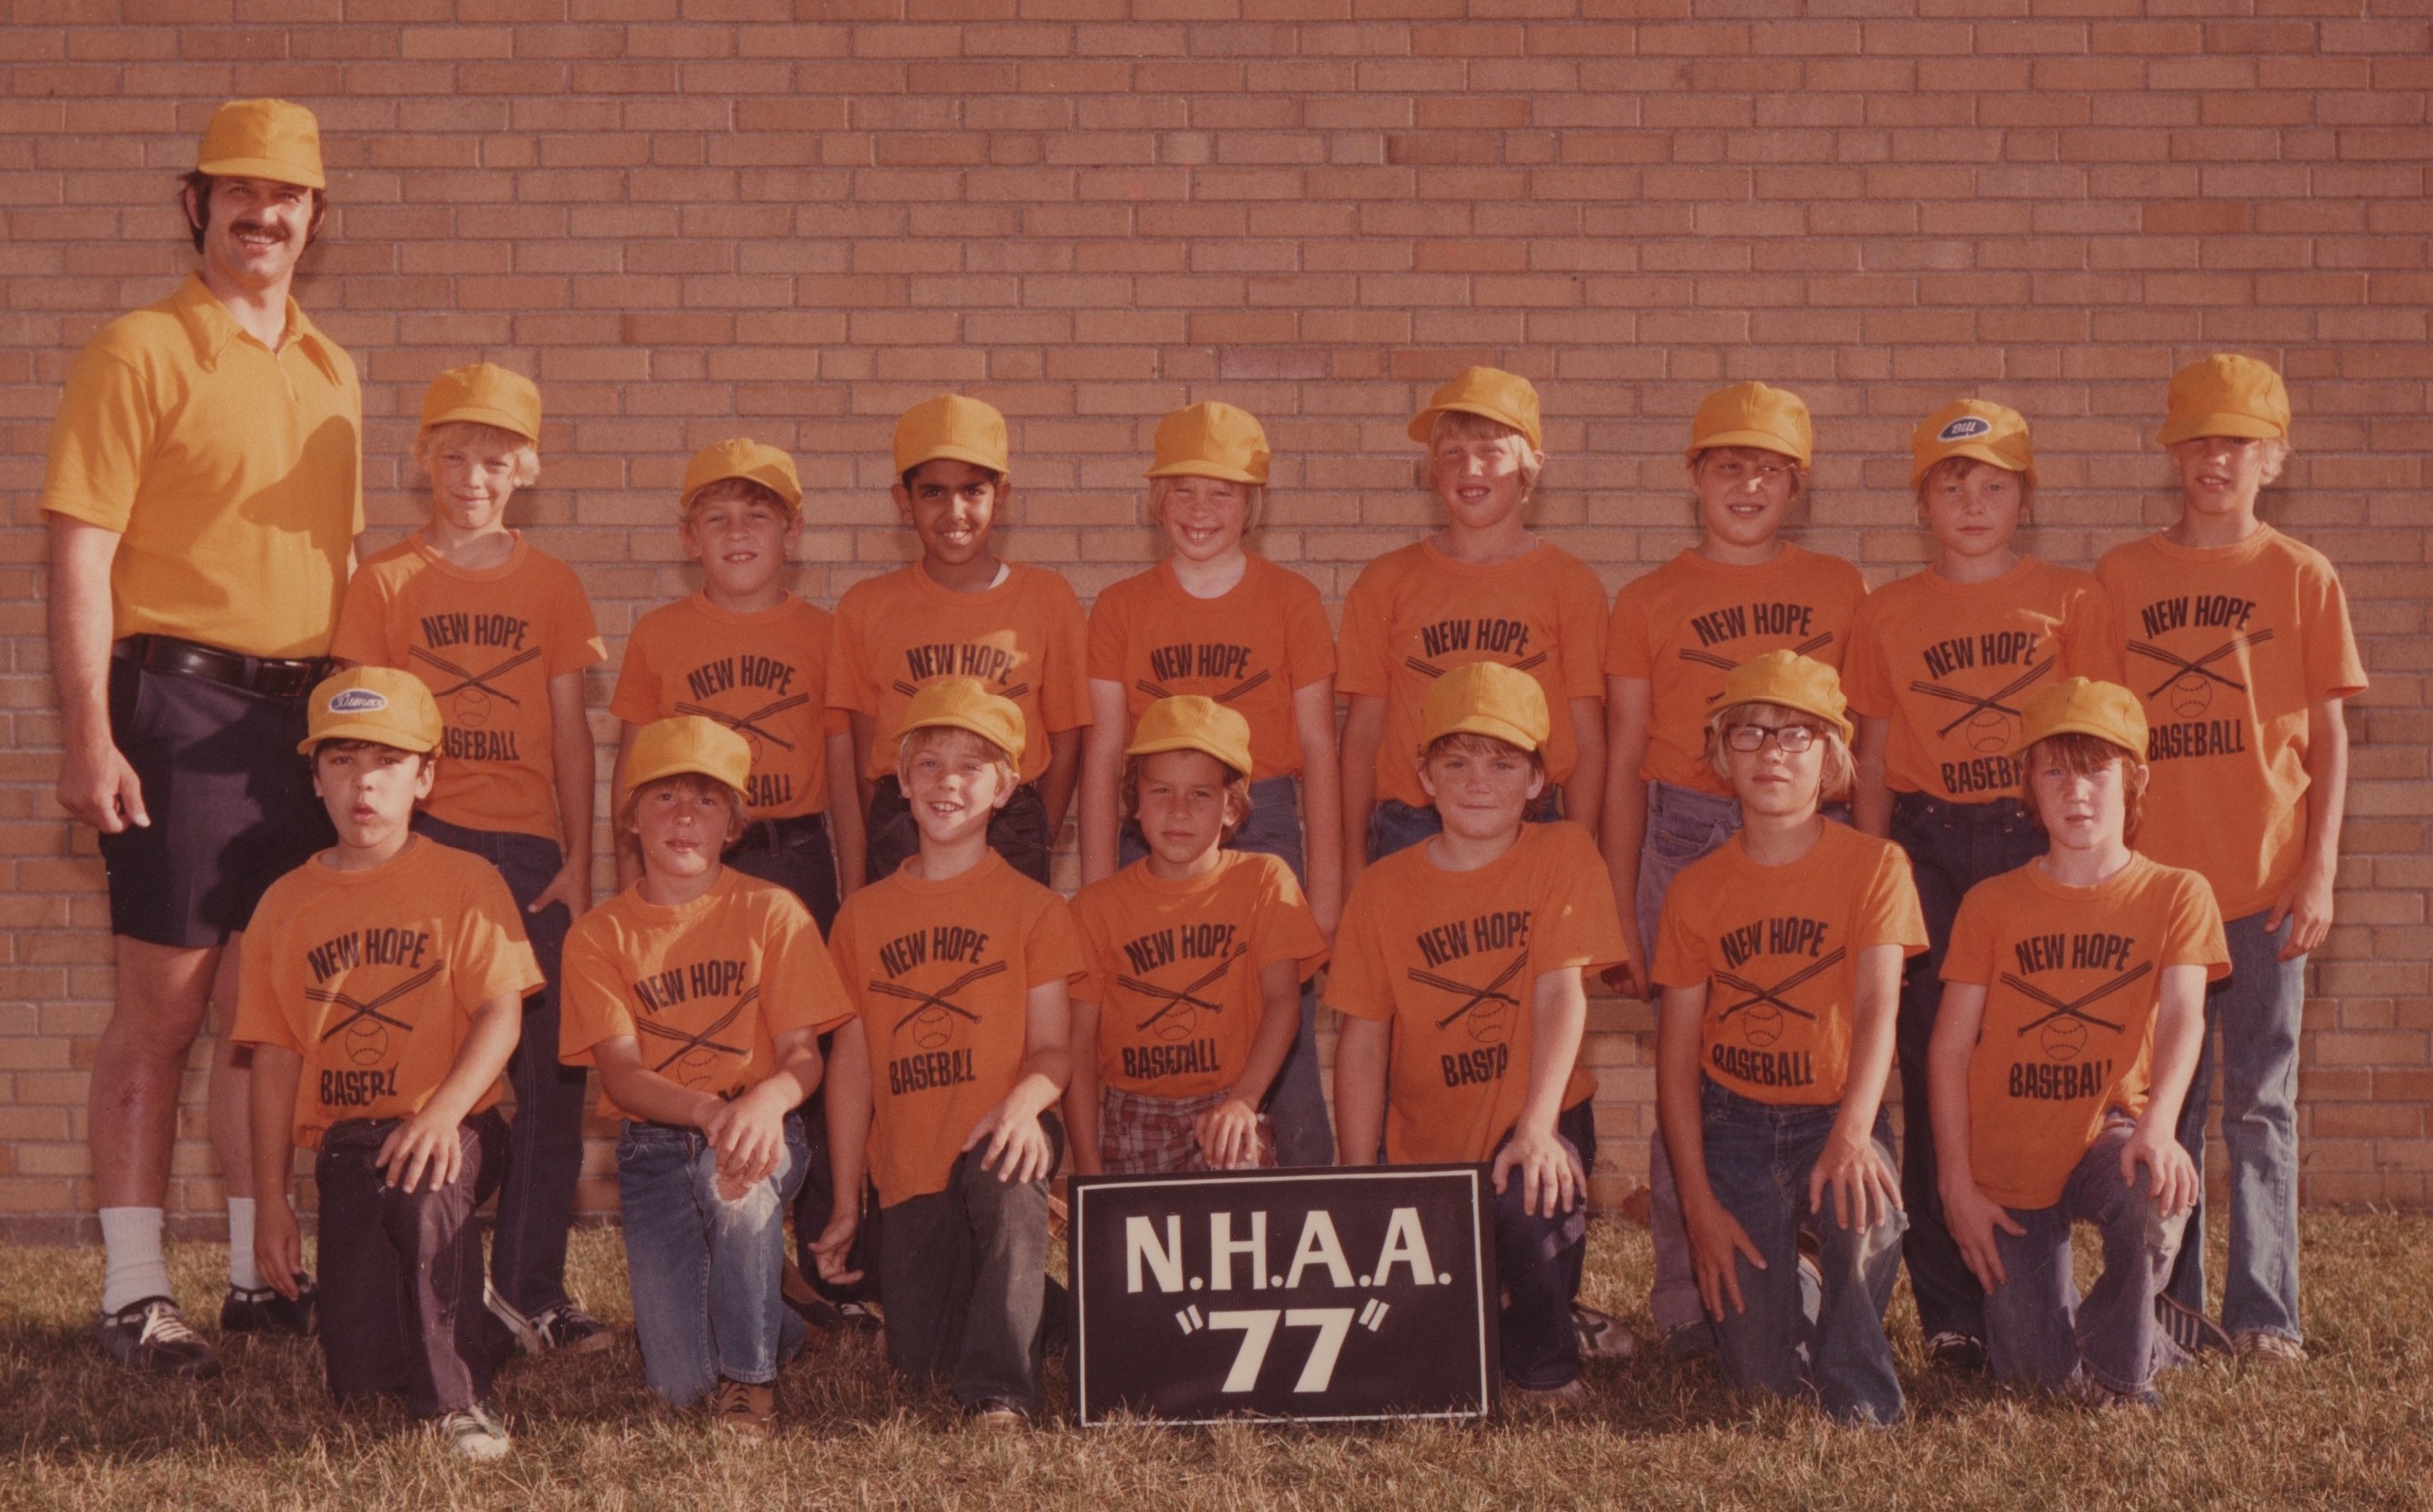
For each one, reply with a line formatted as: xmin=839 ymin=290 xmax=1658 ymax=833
xmin=1 ymin=1 xmax=2426 ymax=1238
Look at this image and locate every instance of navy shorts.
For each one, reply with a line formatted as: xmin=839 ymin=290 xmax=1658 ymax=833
xmin=99 ymin=659 xmax=333 ymax=948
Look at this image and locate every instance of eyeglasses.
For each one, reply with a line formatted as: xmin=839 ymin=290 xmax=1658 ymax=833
xmin=1721 ymin=723 xmax=1822 ymax=755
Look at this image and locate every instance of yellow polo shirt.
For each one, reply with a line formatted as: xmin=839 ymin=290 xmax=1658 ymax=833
xmin=40 ymin=273 xmax=362 ymax=660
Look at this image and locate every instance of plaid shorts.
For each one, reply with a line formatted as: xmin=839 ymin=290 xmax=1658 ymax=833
xmin=1099 ymin=1085 xmax=1276 ymax=1176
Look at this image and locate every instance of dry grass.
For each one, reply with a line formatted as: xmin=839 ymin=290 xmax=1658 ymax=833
xmin=4 ymin=1214 xmax=2429 ymax=1510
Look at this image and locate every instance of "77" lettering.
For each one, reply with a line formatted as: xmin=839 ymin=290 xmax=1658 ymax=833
xmin=1207 ymin=1308 xmax=1356 ymax=1392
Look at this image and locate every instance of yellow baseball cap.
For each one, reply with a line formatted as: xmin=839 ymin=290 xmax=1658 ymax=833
xmin=298 ymin=668 xmax=442 ymax=756
xmin=680 ymin=438 xmax=803 ymax=515
xmin=1145 ymin=402 xmax=1270 ymax=486
xmin=195 ymin=99 xmax=325 ymax=190
xmin=1911 ymin=398 xmax=2034 ymax=487
xmin=895 ymin=394 xmax=1010 ymax=478
xmin=1419 ymin=661 xmax=1550 ymax=755
xmin=419 ymin=363 xmax=542 ymax=447
xmin=2015 ymin=677 xmax=2147 ymax=757
xmin=1126 ymin=696 xmax=1253 ymax=778
xmin=1687 ymin=381 xmax=1813 ymax=466
xmin=899 ymin=677 xmax=1027 ymax=767
xmin=1712 ymin=650 xmax=1853 ymax=744
xmin=2158 ymin=354 xmax=2291 ymax=446
xmin=624 ymin=716 xmax=753 ymax=799
xmin=1406 ymin=367 xmax=1544 ymax=451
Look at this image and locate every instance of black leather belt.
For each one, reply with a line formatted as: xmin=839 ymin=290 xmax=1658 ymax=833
xmin=729 ymin=812 xmax=829 ymax=852
xmin=113 ymin=633 xmax=330 ymax=699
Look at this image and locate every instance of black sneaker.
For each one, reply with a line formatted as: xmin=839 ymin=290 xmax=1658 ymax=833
xmin=2155 ymin=1295 xmax=2233 ymax=1356
xmin=1571 ymin=1303 xmax=1637 ymax=1360
xmin=1922 ymin=1331 xmax=1988 ymax=1373
xmin=529 ymin=1302 xmax=612 ymax=1355
xmin=96 ymin=1296 xmax=223 ymax=1378
xmin=222 ymin=1275 xmax=318 ymax=1338
xmin=833 ymin=1299 xmax=883 ymax=1336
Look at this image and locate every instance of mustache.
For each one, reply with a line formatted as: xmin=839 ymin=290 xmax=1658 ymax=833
xmin=225 ymin=218 xmax=291 ymax=242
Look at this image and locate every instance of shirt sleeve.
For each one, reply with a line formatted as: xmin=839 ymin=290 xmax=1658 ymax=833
xmin=229 ymin=908 xmax=303 ymax=1054
xmin=548 ymin=560 xmax=610 ymax=677
xmin=764 ymin=893 xmax=857 ymax=1036
xmin=1838 ymin=593 xmax=1894 ymax=720
xmin=1856 ymin=839 xmax=1930 ymax=957
xmin=1938 ymin=885 xmax=1998 ymax=988
xmin=607 ymin=615 xmax=661 ymax=726
xmin=1321 ymin=878 xmax=1397 ymax=1021
xmin=1604 ymin=581 xmax=1655 ymax=680
xmin=327 ymin=566 xmax=394 ymax=668
xmin=1038 ymin=574 xmax=1093 ymax=734
xmin=826 ymin=585 xmax=880 ymax=716
xmin=557 ymin=920 xmax=636 ymax=1067
xmin=1282 ymin=568 xmax=1337 ymax=688
xmin=1252 ymin=859 xmax=1330 ymax=977
xmin=2055 ymin=577 xmax=2121 ymax=683
xmin=1027 ymin=894 xmax=1094 ymax=990
xmin=1648 ymin=870 xmax=1710 ymax=990
xmin=452 ymin=867 xmax=545 ymax=1011
xmin=1086 ymin=584 xmax=1129 ymax=686
xmin=1556 ymin=559 xmax=1611 ymax=700
xmin=1531 ymin=828 xmax=1631 ymax=973
xmin=2163 ymin=871 xmax=2232 ymax=983
xmin=38 ymin=342 xmax=152 ymax=533
xmin=2299 ymin=555 xmax=2369 ymax=702
xmin=1333 ymin=559 xmax=1396 ymax=700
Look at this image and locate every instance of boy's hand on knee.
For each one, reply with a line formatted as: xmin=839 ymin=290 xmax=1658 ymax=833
xmin=256 ymin=1198 xmax=303 ymax=1300
xmin=376 ymin=1112 xmax=462 ymax=1194
xmin=1194 ymin=1097 xmax=1261 ymax=1170
xmin=1939 ymin=1179 xmax=2020 ymax=1293
xmin=811 ymin=1206 xmax=863 ymax=1286
xmin=964 ymin=1104 xmax=1053 ymax=1185
xmin=1808 ymin=1129 xmax=1902 ymax=1234
xmin=2120 ymin=1124 xmax=2200 ymax=1217
xmin=705 ymin=1086 xmax=787 ymax=1188
xmin=1492 ymin=1127 xmax=1585 ymax=1218
xmin=1684 ymin=1195 xmax=1764 ymax=1320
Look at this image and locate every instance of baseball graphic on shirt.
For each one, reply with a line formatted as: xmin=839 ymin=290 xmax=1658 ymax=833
xmin=1741 ymin=1004 xmax=1784 ymax=1048
xmin=1965 ymin=709 xmax=2013 ymax=754
xmin=345 ymin=1019 xmax=391 ymax=1068
xmin=675 ymin=1048 xmax=719 ymax=1088
xmin=2040 ymin=1018 xmax=2088 ymax=1063
xmin=911 ymin=1007 xmax=954 ymax=1050
xmin=1464 ymin=997 xmax=1511 ymax=1044
xmin=2168 ymin=673 xmax=2211 ymax=719
xmin=1151 ymin=1004 xmax=1200 ymax=1042
xmin=453 ymin=687 xmax=492 ymax=729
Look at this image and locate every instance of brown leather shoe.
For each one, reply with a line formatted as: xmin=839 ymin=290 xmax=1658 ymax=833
xmin=712 ymin=1377 xmax=777 ymax=1437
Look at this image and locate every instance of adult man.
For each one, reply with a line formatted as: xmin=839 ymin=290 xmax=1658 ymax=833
xmin=41 ymin=99 xmax=362 ymax=1376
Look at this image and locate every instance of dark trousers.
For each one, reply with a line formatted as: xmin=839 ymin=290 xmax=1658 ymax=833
xmin=1887 ymin=791 xmax=2046 ymax=1346
xmin=1490 ymin=1101 xmax=1596 ymax=1390
xmin=866 ymin=776 xmax=1053 ymax=887
xmin=316 ymin=1109 xmax=513 ymax=1417
xmin=723 ymin=812 xmax=842 ymax=934
xmin=876 ymin=1114 xmax=1063 ymax=1413
xmin=412 ymin=813 xmax=586 ymax=1318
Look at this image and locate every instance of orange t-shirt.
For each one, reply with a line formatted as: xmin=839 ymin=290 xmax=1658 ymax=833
xmin=1943 ymin=854 xmax=2229 ymax=1209
xmin=1070 ymin=851 xmax=1328 ymax=1099
xmin=1653 ymin=823 xmax=1926 ymax=1107
xmin=1842 ymin=559 xmax=2110 ymax=804
xmin=828 ymin=851 xmax=1091 ymax=1206
xmin=331 ymin=534 xmax=606 ymax=839
xmin=558 ymin=869 xmax=854 ymax=1122
xmin=610 ymin=594 xmax=843 ymax=820
xmin=1606 ymin=545 xmax=1870 ymax=793
xmin=2093 ymin=527 xmax=2368 ymax=920
xmin=1326 ymin=822 xmax=1627 ymax=1164
xmin=1086 ymin=556 xmax=1335 ymax=782
xmin=1337 ymin=539 xmax=1610 ymax=808
xmin=829 ymin=562 xmax=1090 ymax=788
xmin=232 ymin=837 xmax=543 ymax=1150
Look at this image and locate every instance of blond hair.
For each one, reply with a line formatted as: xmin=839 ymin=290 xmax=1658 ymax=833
xmin=1706 ymin=703 xmax=1857 ymax=805
xmin=414 ymin=420 xmax=540 ymax=489
xmin=1144 ymin=473 xmax=1266 ymax=533
xmin=685 ymin=476 xmax=792 ymax=516
xmin=895 ymin=725 xmax=1017 ymax=793
xmin=1414 ymin=409 xmax=1545 ymax=497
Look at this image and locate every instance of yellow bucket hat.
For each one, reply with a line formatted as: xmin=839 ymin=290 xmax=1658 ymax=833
xmin=895 ymin=394 xmax=1010 ymax=478
xmin=899 ymin=678 xmax=1027 ymax=767
xmin=1406 ymin=367 xmax=1544 ymax=451
xmin=2158 ymin=354 xmax=2291 ymax=446
xmin=1145 ymin=402 xmax=1270 ymax=486
xmin=298 ymin=668 xmax=442 ymax=756
xmin=1911 ymin=398 xmax=2034 ymax=487
xmin=195 ymin=99 xmax=325 ymax=190
xmin=420 ymin=364 xmax=542 ymax=448
xmin=624 ymin=716 xmax=754 ymax=799
xmin=1126 ymin=696 xmax=1254 ymax=778
xmin=1419 ymin=661 xmax=1550 ymax=755
xmin=680 ymin=438 xmax=803 ymax=515
xmin=2015 ymin=677 xmax=2147 ymax=758
xmin=1687 ymin=381 xmax=1813 ymax=467
xmin=1712 ymin=650 xmax=1852 ymax=744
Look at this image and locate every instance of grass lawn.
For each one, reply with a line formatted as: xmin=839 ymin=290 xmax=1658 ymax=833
xmin=4 ymin=1213 xmax=2429 ymax=1509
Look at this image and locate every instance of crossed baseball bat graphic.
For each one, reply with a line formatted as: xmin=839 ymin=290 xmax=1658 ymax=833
xmin=674 ymin=693 xmax=809 ymax=752
xmin=2128 ymin=630 xmax=2275 ymax=701
xmin=408 ymin=644 xmax=541 ymax=707
xmin=1134 ymin=669 xmax=1272 ymax=705
xmin=633 ymin=986 xmax=758 ymax=1073
xmin=1407 ymin=948 xmax=1532 ymax=1031
xmin=2001 ymin=961 xmax=2152 ymax=1037
xmin=1684 ymin=632 xmax=1835 ymax=700
xmin=1122 ymin=946 xmax=1246 ymax=1034
xmin=1406 ymin=650 xmax=1548 ymax=681
xmin=873 ymin=959 xmax=1009 ymax=1035
xmin=1713 ymin=946 xmax=1847 ymax=1025
xmin=1909 ymin=656 xmax=2056 ymax=738
xmin=309 ymin=962 xmax=446 ymax=1042
xmin=894 ymin=679 xmax=1030 ymax=702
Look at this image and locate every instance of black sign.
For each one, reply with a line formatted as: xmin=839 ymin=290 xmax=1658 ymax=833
xmin=1069 ymin=1165 xmax=1499 ymax=1425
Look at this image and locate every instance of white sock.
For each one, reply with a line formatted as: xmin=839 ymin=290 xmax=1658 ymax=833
xmin=99 ymin=1207 xmax=173 ymax=1314
xmin=225 ymin=1198 xmax=260 ymax=1291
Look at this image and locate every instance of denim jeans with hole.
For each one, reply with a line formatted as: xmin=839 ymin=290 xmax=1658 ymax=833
xmin=1984 ymin=1121 xmax=2191 ymax=1397
xmin=1699 ymin=1081 xmax=1907 ymax=1424
xmin=2163 ymin=909 xmax=2306 ymax=1342
xmin=616 ymin=1115 xmax=809 ymax=1406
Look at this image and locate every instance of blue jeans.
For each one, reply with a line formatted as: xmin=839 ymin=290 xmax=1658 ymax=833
xmin=1121 ymin=773 xmax=1333 ymax=1167
xmin=1985 ymin=1121 xmax=2190 ymax=1397
xmin=1699 ymin=1082 xmax=1907 ymax=1425
xmin=1488 ymin=1101 xmax=1596 ymax=1390
xmin=411 ymin=813 xmax=587 ymax=1319
xmin=1889 ymin=792 xmax=2047 ymax=1345
xmin=616 ymin=1116 xmax=810 ymax=1406
xmin=2164 ymin=909 xmax=2305 ymax=1342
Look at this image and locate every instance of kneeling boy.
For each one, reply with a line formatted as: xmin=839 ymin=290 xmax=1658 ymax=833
xmin=236 ymin=668 xmax=543 ymax=1461
xmin=1929 ymin=679 xmax=2225 ymax=1405
xmin=815 ymin=680 xmax=1089 ymax=1424
xmin=1329 ymin=662 xmax=1629 ymax=1406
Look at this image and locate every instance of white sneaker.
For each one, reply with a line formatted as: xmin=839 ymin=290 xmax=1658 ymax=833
xmin=434 ymin=1405 xmax=513 ymax=1462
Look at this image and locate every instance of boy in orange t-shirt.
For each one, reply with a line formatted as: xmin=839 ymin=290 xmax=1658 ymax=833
xmin=814 ymin=681 xmax=1089 ymax=1424
xmin=1330 ymin=663 xmax=1630 ymax=1405
xmin=1652 ymin=653 xmax=1925 ymax=1423
xmin=1841 ymin=399 xmax=2109 ymax=1370
xmin=1069 ymin=697 xmax=1327 ymax=1175
xmin=2095 ymin=356 xmax=2366 ymax=1361
xmin=829 ymin=396 xmax=1089 ymax=887
xmin=330 ymin=364 xmax=609 ymax=1355
xmin=1930 ymin=679 xmax=2227 ymax=1404
xmin=1599 ymin=381 xmax=1868 ymax=1360
xmin=1337 ymin=369 xmax=1609 ymax=873
xmin=233 ymin=668 xmax=542 ymax=1461
xmin=1080 ymin=403 xmax=1339 ymax=1166
xmin=559 ymin=717 xmax=852 ymax=1431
